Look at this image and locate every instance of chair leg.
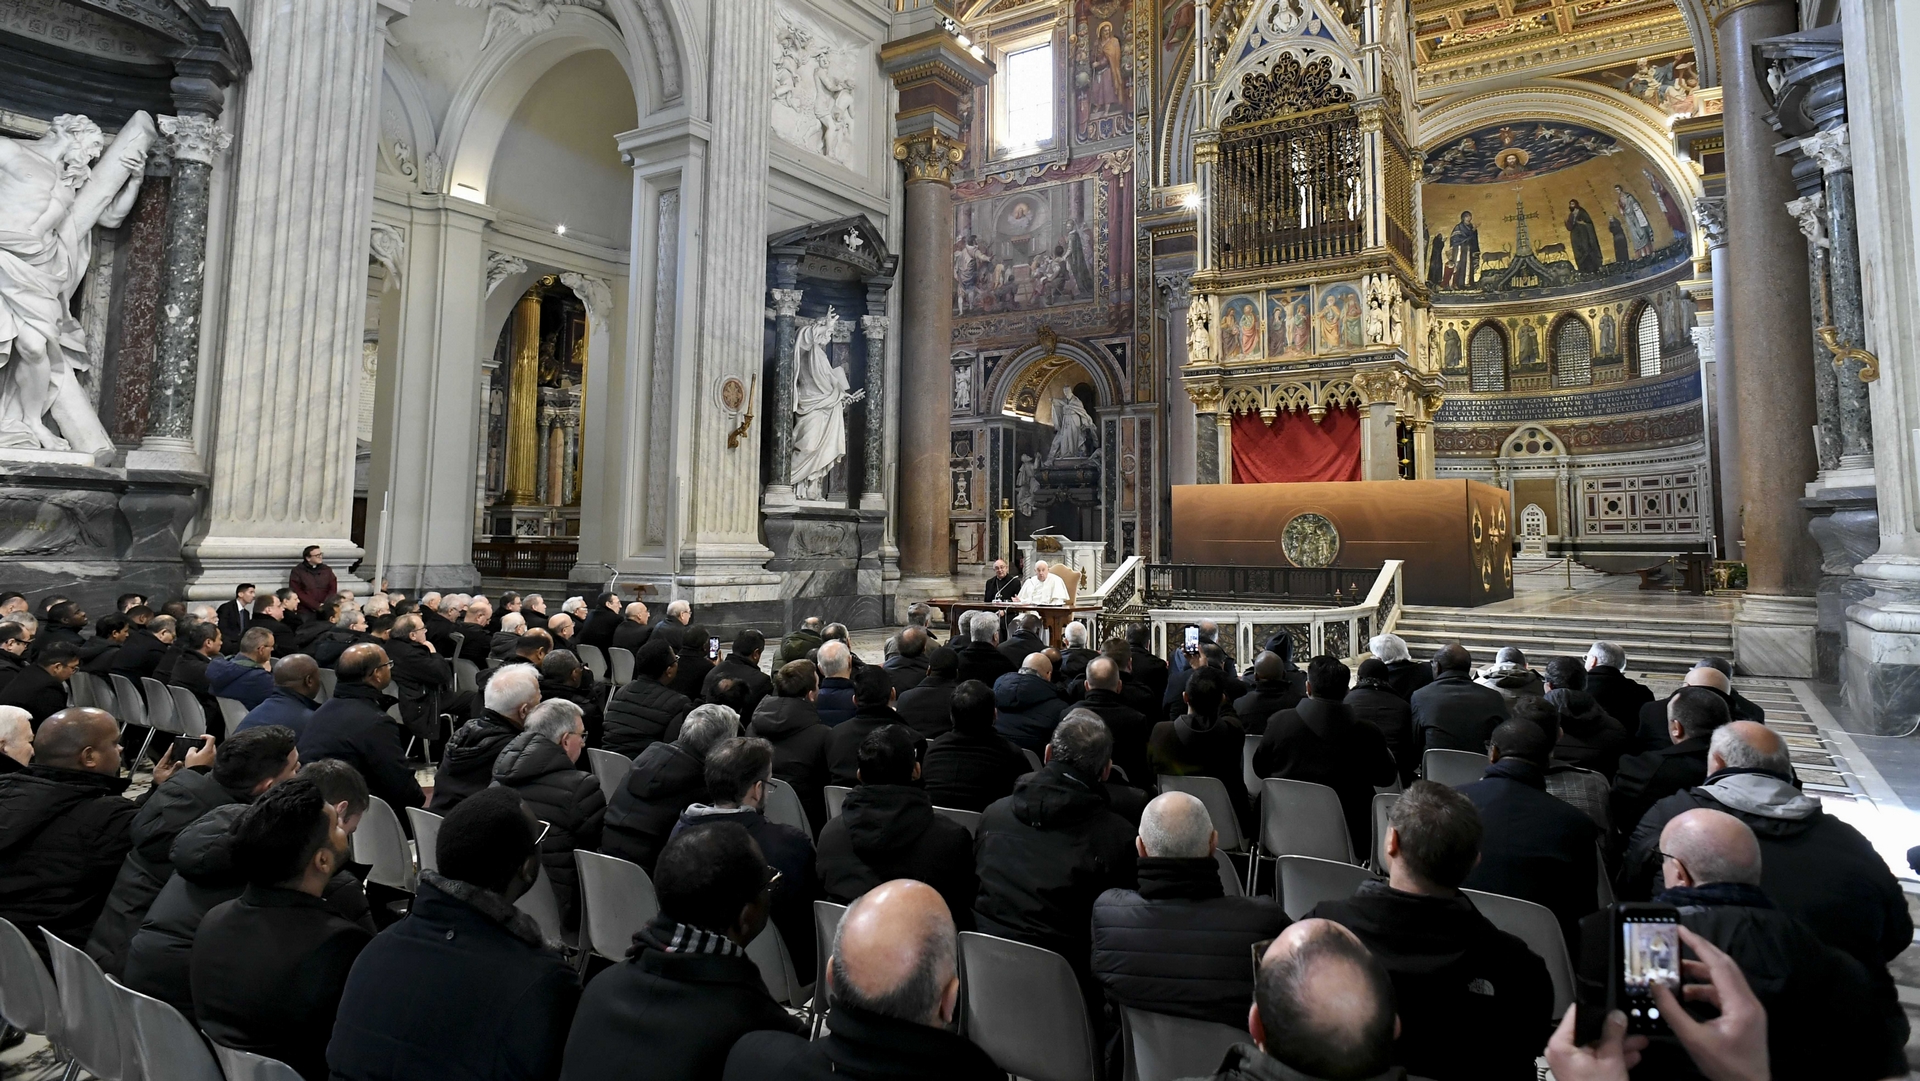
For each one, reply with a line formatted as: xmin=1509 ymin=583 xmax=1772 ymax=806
xmin=132 ymin=729 xmax=156 ymax=771
xmin=1244 ymin=842 xmax=1260 ymax=895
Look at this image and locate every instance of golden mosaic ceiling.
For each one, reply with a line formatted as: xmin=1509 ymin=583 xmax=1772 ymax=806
xmin=1411 ymin=0 xmax=1687 ymax=68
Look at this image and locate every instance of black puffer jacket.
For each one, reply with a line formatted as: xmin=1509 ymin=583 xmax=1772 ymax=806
xmin=922 ymin=723 xmax=1030 ymax=813
xmin=599 ymin=740 xmax=705 ymax=871
xmin=0 ymin=764 xmax=143 ymax=963
xmin=1090 ymin=856 xmax=1289 ymax=1027
xmin=431 ymin=711 xmax=522 ymax=814
xmin=603 ymin=675 xmax=691 ymax=758
xmin=752 ymin=696 xmax=833 ymax=836
xmin=973 ymin=762 xmax=1137 ymax=972
xmin=1545 ymin=687 xmax=1630 ymax=779
xmin=815 ymin=784 xmax=976 ymax=929
xmin=540 ymin=677 xmax=607 ymax=750
xmin=492 ymin=730 xmax=604 ymax=930
xmin=87 ymin=768 xmax=245 ymax=974
xmin=894 ymin=673 xmax=956 ymax=741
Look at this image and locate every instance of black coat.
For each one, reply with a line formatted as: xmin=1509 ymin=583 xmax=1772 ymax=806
xmin=671 ymin=805 xmax=819 ymax=969
xmin=599 ymin=740 xmax=705 ymax=871
xmin=1162 ymin=664 xmax=1246 ymax=722
xmin=1079 ymin=688 xmax=1154 ymax=792
xmin=1254 ymin=697 xmax=1396 ymax=854
xmin=1130 ymin=652 xmax=1171 ymax=712
xmin=1090 ymin=856 xmax=1289 ymax=1027
xmin=1583 ymin=665 xmax=1653 ymax=737
xmin=603 ymin=676 xmax=692 ymax=758
xmin=0 ymin=665 xmax=68 ymax=727
xmin=667 ymin=647 xmax=714 ymax=702
xmin=993 ymin=669 xmax=1066 ymax=751
xmin=701 ymin=655 xmax=771 ymax=718
xmin=815 ymin=783 xmax=976 ymax=929
xmin=651 ymin=620 xmax=686 ymax=652
xmin=954 ymin=640 xmax=1016 ymax=687
xmin=193 ymin=885 xmax=373 ymax=1081
xmin=1055 ymin=646 xmax=1099 ymax=690
xmin=76 ymin=639 xmax=119 ymax=676
xmin=1309 ymin=880 xmax=1551 ymax=1081
xmin=1609 ymin=735 xmax=1710 ymax=840
xmin=0 ymin=764 xmax=140 ymax=963
xmin=493 ymin=732 xmax=606 ymax=929
xmin=894 ymin=673 xmax=956 ymax=741
xmin=1231 ymin=676 xmax=1306 ymax=735
xmin=1383 ymin=658 xmax=1433 ymax=702
xmin=578 ymin=608 xmax=622 ymax=652
xmin=751 ymin=696 xmax=832 ymax=836
xmin=251 ymin=614 xmax=297 ymax=658
xmin=110 ymin=628 xmax=169 ymax=680
xmin=826 ymin=704 xmax=914 ymax=787
xmin=1150 ymin=712 xmax=1252 ymax=833
xmin=996 ymin=631 xmax=1046 ymax=671
xmin=1546 ymin=688 xmax=1631 ymax=779
xmin=973 ymin=763 xmax=1138 ymax=972
xmin=1347 ymin=680 xmax=1417 ymax=785
xmin=328 ymin=876 xmax=579 ymax=1081
xmin=560 ymin=934 xmax=806 ymax=1081
xmin=297 ymin=682 xmax=423 ymax=814
xmin=724 ymin=1002 xmax=1003 ymax=1081
xmin=385 ymin=637 xmax=452 ymax=731
xmin=923 ymin=724 xmax=1030 ymax=813
xmin=881 ymin=654 xmax=929 ymax=699
xmin=0 ymin=650 xmax=25 ymax=693
xmin=609 ymin=619 xmax=652 ymax=656
xmin=1634 ymin=687 xmax=1757 ymax=752
xmin=1457 ymin=759 xmax=1600 ymax=948
xmin=1410 ymin=672 xmax=1508 ymax=753
xmin=431 ymin=711 xmax=522 ymax=813
xmin=87 ymin=768 xmax=242 ymax=975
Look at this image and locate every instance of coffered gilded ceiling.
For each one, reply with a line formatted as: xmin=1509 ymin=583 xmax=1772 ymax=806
xmin=1410 ymin=0 xmax=1696 ymax=97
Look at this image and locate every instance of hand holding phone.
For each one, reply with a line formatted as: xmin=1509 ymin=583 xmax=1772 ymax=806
xmin=1619 ymin=907 xmax=1681 ymax=1035
xmin=707 ymin=636 xmax=721 ymax=661
xmin=1183 ymin=626 xmax=1200 ymax=654
xmin=1650 ymin=926 xmax=1770 ymax=1081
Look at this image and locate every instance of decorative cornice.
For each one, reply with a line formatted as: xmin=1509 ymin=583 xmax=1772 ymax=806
xmin=485 ymin=251 xmax=527 ymax=298
xmin=1801 ymin=125 xmax=1850 ymax=175
xmin=559 ymin=271 xmax=614 ymax=327
xmin=894 ymin=130 xmax=966 ymax=185
xmin=157 ymin=113 xmax=230 ymax=166
xmin=770 ymin=288 xmax=805 ymax=318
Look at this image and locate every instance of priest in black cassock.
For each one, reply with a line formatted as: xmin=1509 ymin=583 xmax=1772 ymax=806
xmin=983 ymin=558 xmax=1020 ymax=603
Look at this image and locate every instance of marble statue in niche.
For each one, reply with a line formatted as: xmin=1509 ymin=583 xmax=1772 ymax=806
xmin=1047 ymin=390 xmax=1097 ymax=462
xmin=1015 ymin=454 xmax=1039 ymax=517
xmin=952 ymin=365 xmax=973 ymax=411
xmin=0 ymin=111 xmax=155 ymax=458
xmin=790 ymin=307 xmax=863 ymax=501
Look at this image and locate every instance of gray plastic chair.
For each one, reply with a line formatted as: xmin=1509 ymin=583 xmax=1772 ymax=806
xmin=1213 ymin=849 xmax=1243 ymax=897
xmin=211 ymin=1043 xmax=306 ymax=1081
xmin=315 ymin=669 xmax=338 ymax=702
xmin=575 ymin=849 xmax=659 ymax=961
xmin=141 ymin=677 xmax=178 ymax=737
xmin=959 ymin=932 xmax=1098 ymax=1081
xmin=763 ymin=778 xmax=812 ymax=836
xmin=114 ymin=975 xmax=222 ymax=1081
xmin=513 ymin=866 xmax=565 ymax=945
xmin=1242 ymin=733 xmax=1261 ymax=800
xmin=1122 ymin=1005 xmax=1248 ymax=1081
xmin=1276 ymin=855 xmax=1374 ymax=920
xmin=43 ymin=930 xmax=138 ymax=1081
xmin=746 ymin=923 xmax=810 ymax=1008
xmin=575 ymin=643 xmax=608 ymax=681
xmin=933 ymin=806 xmax=981 ymax=836
xmin=406 ymin=807 xmax=444 ymax=875
xmin=608 ymin=646 xmax=636 ymax=686
xmin=167 ymin=687 xmax=208 ymax=739
xmin=586 ymin=747 xmax=633 ymax=804
xmin=811 ymin=900 xmax=848 ymax=1035
xmin=68 ymin=669 xmax=97 ymax=708
xmin=1423 ymin=748 xmax=1489 ymax=787
xmin=451 ymin=659 xmax=480 ymax=696
xmin=1258 ymin=777 xmax=1354 ymax=865
xmin=1371 ymin=791 xmax=1399 ymax=871
xmin=215 ymin=697 xmax=250 ymax=734
xmin=1021 ymin=747 xmax=1044 ymax=773
xmin=0 ymin=917 xmax=67 ymax=1067
xmin=1157 ymin=774 xmax=1247 ymax=853
xmin=1466 ymin=888 xmax=1576 ymax=1019
xmin=824 ymin=785 xmax=851 ymax=820
xmin=352 ymin=796 xmax=416 ymax=893
xmin=110 ymin=673 xmax=148 ymax=729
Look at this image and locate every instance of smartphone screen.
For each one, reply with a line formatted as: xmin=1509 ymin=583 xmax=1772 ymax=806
xmin=1620 ymin=912 xmax=1680 ymax=1033
xmin=1183 ymin=626 xmax=1200 ymax=653
xmin=169 ymin=734 xmax=203 ymax=763
xmin=708 ymin=636 xmax=721 ymax=661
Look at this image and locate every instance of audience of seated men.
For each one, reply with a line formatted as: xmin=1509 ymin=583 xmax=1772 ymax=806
xmin=546 ymin=613 xmax=576 ymax=655
xmin=1410 ymin=644 xmax=1509 ymax=753
xmin=772 ymin=616 xmax=822 ymax=668
xmin=1695 ymin=656 xmax=1766 ymax=723
xmin=651 ymin=600 xmax=693 ymax=652
xmin=1307 ymin=781 xmax=1552 ymax=1080
xmin=487 ymin=612 xmax=526 ymax=662
xmin=1474 ymin=646 xmax=1545 ymax=705
xmin=327 ymin=786 xmax=579 ymax=1081
xmin=1074 ymin=656 xmax=1153 ymax=793
xmin=1188 ymin=920 xmax=1407 ymax=1081
xmin=954 ymin=613 xmax=1017 ymax=687
xmin=250 ymin=593 xmax=298 ymax=657
xmin=704 ymin=629 xmax=773 ymax=719
xmin=113 ymin=611 xmax=174 ymax=681
xmin=751 ymin=659 xmax=832 ymax=836
xmin=601 ymin=704 xmax=737 ymax=871
xmin=1255 ymin=656 xmax=1396 ymax=853
xmin=816 ymin=725 xmax=975 ymax=929
xmin=1581 ymin=640 xmax=1654 ymax=736
xmin=88 ymin=725 xmax=297 ymax=974
xmin=1123 ymin=626 xmax=1170 ymax=707
xmin=1090 ymin=791 xmax=1287 ymax=1029
xmin=79 ymin=614 xmax=130 ymax=676
xmin=894 ymin=644 xmax=959 ymax=741
xmin=1368 ymin=632 xmax=1432 ymax=702
xmin=191 ymin=777 xmax=373 ymax=1081
xmin=1457 ymin=718 xmax=1601 ymax=948
xmin=124 ymin=760 xmax=374 ymax=1022
xmin=208 ymin=626 xmax=276 ymax=710
xmin=492 ymin=699 xmax=605 ymax=930
xmin=468 ymin=629 xmax=550 ymax=718
xmin=1152 ymin=666 xmax=1253 ymax=825
xmin=237 ymin=654 xmax=324 ymax=738
xmin=1635 ymin=663 xmax=1757 ymax=751
xmin=1232 ymin=649 xmax=1307 ymax=736
xmin=1539 ymin=655 xmax=1631 ymax=778
xmin=432 ymin=664 xmax=540 ymax=813
xmin=608 ymin=601 xmax=651 ymax=656
xmin=561 ymin=821 xmax=806 ymax=1081
xmin=827 ymin=667 xmax=912 ymax=786
xmin=992 ymin=650 xmax=1066 ymax=753
xmin=36 ymin=601 xmax=86 ymax=656
xmin=604 ymin=639 xmax=692 ymax=756
xmin=922 ymin=678 xmax=1030 ymax=813
xmin=724 ymin=879 xmax=999 ymax=1081
xmin=1610 ymin=685 xmax=1729 ymax=840
xmin=575 ymin=592 xmax=622 ymax=653
xmin=297 ymin=644 xmax=424 ymax=814
xmin=538 ymin=649 xmax=606 ymax=749
xmin=0 ymin=638 xmax=79 ymax=727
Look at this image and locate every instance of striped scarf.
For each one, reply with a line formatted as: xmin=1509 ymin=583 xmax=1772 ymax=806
xmin=634 ymin=914 xmax=745 ymax=959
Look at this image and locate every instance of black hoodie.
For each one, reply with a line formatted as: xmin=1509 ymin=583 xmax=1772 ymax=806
xmin=600 ymin=740 xmax=706 ymax=871
xmin=751 ymin=695 xmax=832 ymax=836
xmin=816 ymin=783 xmax=976 ymax=929
xmin=1544 ymin=687 xmax=1630 ymax=778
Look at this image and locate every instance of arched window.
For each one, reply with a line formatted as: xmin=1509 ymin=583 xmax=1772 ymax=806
xmin=1551 ymin=316 xmax=1593 ymax=388
xmin=1634 ymin=304 xmax=1662 ymax=377
xmin=1469 ymin=324 xmax=1508 ymax=392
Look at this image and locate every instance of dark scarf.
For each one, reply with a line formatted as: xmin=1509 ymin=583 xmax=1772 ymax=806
xmin=1654 ymin=881 xmax=1773 ymax=910
xmin=418 ymin=870 xmax=557 ymax=950
xmin=633 ymin=913 xmax=745 ymax=959
xmin=1483 ymin=757 xmax=1546 ymax=789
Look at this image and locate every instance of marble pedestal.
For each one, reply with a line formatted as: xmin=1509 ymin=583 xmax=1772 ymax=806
xmin=1802 ymin=485 xmax=1879 ymax=680
xmin=0 ymin=460 xmax=202 ymax=611
xmin=1842 ymin=557 xmax=1920 ymax=732
xmin=757 ymin=503 xmax=891 ymax=632
xmin=1733 ymin=594 xmax=1819 ymax=678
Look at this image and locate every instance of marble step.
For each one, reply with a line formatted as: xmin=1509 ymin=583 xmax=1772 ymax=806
xmin=1511 ymin=556 xmax=1611 ymax=590
xmin=1393 ymin=609 xmax=1731 ymax=672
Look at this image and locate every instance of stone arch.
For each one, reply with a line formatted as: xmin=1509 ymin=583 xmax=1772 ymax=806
xmin=1550 ymin=312 xmax=1594 ymax=388
xmin=1629 ymin=297 xmax=1661 ymax=377
xmin=985 ymin=337 xmax=1125 ymax=416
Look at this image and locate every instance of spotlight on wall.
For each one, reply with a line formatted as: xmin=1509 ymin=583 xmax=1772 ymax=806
xmin=555 ymin=224 xmax=568 ymax=236
xmin=1181 ymin=191 xmax=1202 ymax=210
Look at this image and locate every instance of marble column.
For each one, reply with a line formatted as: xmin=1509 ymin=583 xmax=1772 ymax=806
xmin=535 ymin=400 xmax=554 ymax=505
xmin=475 ymin=364 xmax=494 ymax=541
xmin=1720 ymin=0 xmax=1822 ymax=675
xmin=766 ymin=285 xmax=803 ymax=503
xmin=187 ymin=0 xmax=389 ymax=598
xmin=1156 ymin=273 xmax=1196 ymax=487
xmin=860 ymin=313 xmax=890 ymax=509
xmin=1360 ymin=402 xmax=1400 ymax=481
xmin=1216 ymin=411 xmax=1234 ymax=483
xmin=1808 ymin=127 xmax=1873 ymax=471
xmin=504 ymin=291 xmax=541 ymax=504
xmin=561 ymin=402 xmax=580 ymax=506
xmin=1189 ymin=384 xmax=1221 ymax=484
xmin=1695 ymin=197 xmax=1742 ymax=557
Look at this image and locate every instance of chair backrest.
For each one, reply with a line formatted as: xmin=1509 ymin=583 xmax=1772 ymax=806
xmin=166 ymin=687 xmax=207 ymax=739
xmin=1465 ymin=889 xmax=1576 ymax=1019
xmin=576 ymin=643 xmax=608 ymax=681
xmin=405 ymin=808 xmax=444 ymax=875
xmin=762 ymin=778 xmax=813 ymax=836
xmin=1422 ymin=748 xmax=1490 ymax=788
xmin=1156 ymin=774 xmax=1247 ymax=852
xmin=1370 ymin=791 xmax=1399 ymax=872
xmin=1055 ymin=564 xmax=1081 ymax=607
xmin=450 ymin=658 xmax=480 ymax=696
xmin=586 ymin=747 xmax=634 ymax=804
xmin=1276 ymin=855 xmax=1374 ymax=920
xmin=608 ymin=646 xmax=636 ymax=686
xmin=1258 ymin=777 xmax=1353 ymax=864
xmin=111 ymin=674 xmax=148 ymax=728
xmin=933 ymin=806 xmax=981 ymax=837
xmin=811 ymin=900 xmax=849 ymax=1030
xmin=351 ymin=796 xmax=416 ymax=892
xmin=1021 ymin=747 xmax=1044 ymax=773
xmin=114 ymin=976 xmax=222 ymax=1081
xmin=745 ymin=923 xmax=809 ymax=1008
xmin=0 ymin=916 xmax=61 ymax=1039
xmin=315 ymin=669 xmax=338 ymax=702
xmin=141 ymin=677 xmax=178 ymax=736
xmin=1595 ymin=845 xmax=1615 ymax=908
xmin=513 ymin=866 xmax=564 ymax=944
xmin=215 ymin=697 xmax=250 ymax=733
xmin=824 ymin=785 xmax=851 ymax=820
xmin=1122 ymin=1006 xmax=1248 ymax=1081
xmin=1213 ymin=849 xmax=1243 ymax=897
xmin=1242 ymin=733 xmax=1261 ymax=800
xmin=958 ymin=932 xmax=1098 ymax=1081
xmin=446 ymin=631 xmax=466 ymax=659
xmin=211 ymin=1043 xmax=306 ymax=1081
xmin=69 ymin=669 xmax=97 ymax=708
xmin=43 ymin=930 xmax=135 ymax=1081
xmin=575 ymin=850 xmax=659 ymax=961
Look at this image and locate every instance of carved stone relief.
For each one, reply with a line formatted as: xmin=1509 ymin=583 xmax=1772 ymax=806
xmin=771 ymin=4 xmax=860 ymax=167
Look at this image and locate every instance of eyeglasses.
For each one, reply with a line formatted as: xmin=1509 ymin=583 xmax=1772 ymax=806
xmin=763 ymin=869 xmax=784 ymax=894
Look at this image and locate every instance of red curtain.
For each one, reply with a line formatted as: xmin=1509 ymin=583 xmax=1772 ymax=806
xmin=1230 ymin=405 xmax=1362 ymax=483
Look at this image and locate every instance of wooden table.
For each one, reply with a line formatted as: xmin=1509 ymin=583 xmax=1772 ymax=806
xmin=928 ymin=600 xmax=1104 ymax=646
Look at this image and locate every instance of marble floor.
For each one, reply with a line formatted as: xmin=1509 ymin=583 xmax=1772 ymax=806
xmin=1467 ymin=573 xmax=1742 ymax=621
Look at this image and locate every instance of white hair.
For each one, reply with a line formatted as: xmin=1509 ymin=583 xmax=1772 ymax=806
xmin=364 ymin=595 xmax=391 ymax=617
xmin=482 ymin=664 xmax=541 ymax=715
xmin=1139 ymin=791 xmax=1214 ymax=858
xmin=1034 ymin=561 xmax=1049 ymax=572
xmin=436 ymin=595 xmax=463 ymax=615
xmin=0 ymin=706 xmax=31 ymax=762
xmin=1064 ymin=621 xmax=1089 ymax=648
xmin=818 ymin=639 xmax=851 ymax=678
xmin=1368 ymin=633 xmax=1410 ymax=664
xmin=500 ymin=612 xmax=526 ymax=634
xmin=525 ymin=699 xmax=584 ymax=744
xmin=667 ymin=600 xmax=691 ymax=618
xmin=1587 ymin=641 xmax=1626 ymax=669
xmin=561 ymin=597 xmax=585 ymax=616
xmin=189 ymin=605 xmax=218 ymax=624
xmin=678 ymin=704 xmax=739 ymax=758
xmin=969 ymin=615 xmax=997 ymax=644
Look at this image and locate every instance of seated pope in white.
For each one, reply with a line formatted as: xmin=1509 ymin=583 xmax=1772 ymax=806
xmin=1017 ymin=561 xmax=1069 ymax=606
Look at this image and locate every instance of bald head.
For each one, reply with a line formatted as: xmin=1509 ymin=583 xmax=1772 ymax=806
xmin=34 ymin=708 xmax=121 ymax=775
xmin=1021 ymin=652 xmax=1053 ymax=681
xmin=1708 ymin=720 xmax=1791 ymax=777
xmin=829 ymin=879 xmax=960 ymax=1029
xmin=1661 ymin=808 xmax=1762 ymax=888
xmin=1685 ymin=665 xmax=1731 ymax=694
xmin=1254 ymin=920 xmax=1397 ymax=1079
xmin=1252 ymin=650 xmax=1282 ymax=683
xmin=1432 ymin=643 xmax=1473 ymax=674
xmin=274 ymin=654 xmax=322 ymax=698
xmin=1086 ymin=656 xmax=1121 ymax=692
xmin=1139 ymin=791 xmax=1216 ymax=858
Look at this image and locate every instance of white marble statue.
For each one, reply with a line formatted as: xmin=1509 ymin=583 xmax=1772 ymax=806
xmin=814 ymin=52 xmax=856 ymax=160
xmin=1047 ymin=391 xmax=1096 ymax=462
xmin=0 ymin=111 xmax=155 ymax=457
xmin=1015 ymin=453 xmax=1039 ymax=517
xmin=790 ymin=307 xmax=863 ymax=500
